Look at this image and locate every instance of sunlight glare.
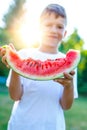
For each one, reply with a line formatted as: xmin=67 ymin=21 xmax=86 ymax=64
xmin=19 ymin=17 xmax=40 ymax=47
xmin=19 ymin=2 xmax=40 ymax=47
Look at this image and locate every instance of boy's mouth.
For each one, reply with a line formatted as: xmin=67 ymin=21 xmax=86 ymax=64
xmin=47 ymin=34 xmax=58 ymax=39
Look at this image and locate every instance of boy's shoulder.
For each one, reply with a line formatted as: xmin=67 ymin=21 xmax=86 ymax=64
xmin=18 ymin=47 xmax=36 ymax=53
xmin=57 ymin=51 xmax=65 ymax=58
xmin=17 ymin=48 xmax=37 ymax=58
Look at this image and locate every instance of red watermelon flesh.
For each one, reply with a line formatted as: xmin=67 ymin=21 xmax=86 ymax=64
xmin=2 ymin=46 xmax=80 ymax=80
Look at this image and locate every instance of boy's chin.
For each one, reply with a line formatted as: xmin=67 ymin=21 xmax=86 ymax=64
xmin=45 ymin=42 xmax=59 ymax=48
xmin=47 ymin=40 xmax=59 ymax=47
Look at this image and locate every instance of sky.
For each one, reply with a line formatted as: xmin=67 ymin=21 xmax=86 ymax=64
xmin=0 ymin=0 xmax=87 ymax=49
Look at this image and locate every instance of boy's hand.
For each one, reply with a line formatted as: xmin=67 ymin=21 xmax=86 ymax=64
xmin=54 ymin=71 xmax=75 ymax=88
xmin=0 ymin=43 xmax=15 ymax=68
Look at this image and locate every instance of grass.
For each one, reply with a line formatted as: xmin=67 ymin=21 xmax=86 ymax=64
xmin=0 ymin=85 xmax=13 ymax=130
xmin=0 ymin=94 xmax=13 ymax=130
xmin=65 ymin=97 xmax=87 ymax=130
xmin=0 ymin=84 xmax=87 ymax=130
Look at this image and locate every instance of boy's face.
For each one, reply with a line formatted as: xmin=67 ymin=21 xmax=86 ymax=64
xmin=40 ymin=13 xmax=67 ymax=48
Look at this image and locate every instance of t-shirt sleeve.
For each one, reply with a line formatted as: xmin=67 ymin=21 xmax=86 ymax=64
xmin=6 ymin=69 xmax=12 ymax=87
xmin=6 ymin=69 xmax=23 ymax=87
xmin=73 ymin=68 xmax=78 ymax=98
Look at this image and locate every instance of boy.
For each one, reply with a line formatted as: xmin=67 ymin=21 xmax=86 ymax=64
xmin=0 ymin=3 xmax=78 ymax=130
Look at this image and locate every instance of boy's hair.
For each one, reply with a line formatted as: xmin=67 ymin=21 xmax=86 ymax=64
xmin=40 ymin=3 xmax=67 ymax=25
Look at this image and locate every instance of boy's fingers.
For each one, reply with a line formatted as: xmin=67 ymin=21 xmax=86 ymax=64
xmin=1 ymin=52 xmax=10 ymax=68
xmin=2 ymin=55 xmax=7 ymax=64
xmin=63 ymin=72 xmax=73 ymax=80
xmin=0 ymin=49 xmax=6 ymax=57
xmin=54 ymin=78 xmax=63 ymax=83
xmin=63 ymin=71 xmax=75 ymax=80
xmin=69 ymin=70 xmax=75 ymax=75
xmin=9 ymin=43 xmax=16 ymax=50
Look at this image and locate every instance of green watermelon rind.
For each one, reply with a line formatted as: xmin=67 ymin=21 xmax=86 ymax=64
xmin=6 ymin=46 xmax=80 ymax=80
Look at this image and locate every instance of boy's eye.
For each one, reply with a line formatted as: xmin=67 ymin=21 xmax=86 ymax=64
xmin=57 ymin=26 xmax=64 ymax=29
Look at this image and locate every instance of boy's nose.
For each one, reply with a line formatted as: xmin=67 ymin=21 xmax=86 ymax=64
xmin=51 ymin=26 xmax=57 ymax=32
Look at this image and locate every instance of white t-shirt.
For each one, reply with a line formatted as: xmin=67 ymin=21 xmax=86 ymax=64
xmin=6 ymin=48 xmax=78 ymax=130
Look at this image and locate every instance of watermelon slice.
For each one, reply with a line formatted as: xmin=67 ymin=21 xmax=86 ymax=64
xmin=0 ymin=45 xmax=80 ymax=80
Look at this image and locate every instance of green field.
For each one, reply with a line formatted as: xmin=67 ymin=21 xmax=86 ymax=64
xmin=0 ymin=86 xmax=87 ymax=130
xmin=65 ymin=97 xmax=87 ymax=130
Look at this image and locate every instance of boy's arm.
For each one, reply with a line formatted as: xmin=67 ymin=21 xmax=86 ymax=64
xmin=54 ymin=71 xmax=75 ymax=110
xmin=8 ymin=70 xmax=23 ymax=101
xmin=0 ymin=45 xmax=23 ymax=101
xmin=59 ymin=80 xmax=74 ymax=110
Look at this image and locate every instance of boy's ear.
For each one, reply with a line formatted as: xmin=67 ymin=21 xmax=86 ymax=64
xmin=64 ymin=30 xmax=67 ymax=37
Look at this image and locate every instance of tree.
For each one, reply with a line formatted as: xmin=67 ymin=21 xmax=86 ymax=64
xmin=3 ymin=0 xmax=26 ymax=31
xmin=59 ymin=29 xmax=84 ymax=53
xmin=2 ymin=0 xmax=26 ymax=49
xmin=78 ymin=50 xmax=87 ymax=96
xmin=59 ymin=29 xmax=87 ymax=96
xmin=0 ymin=28 xmax=10 ymax=46
xmin=0 ymin=0 xmax=26 ymax=76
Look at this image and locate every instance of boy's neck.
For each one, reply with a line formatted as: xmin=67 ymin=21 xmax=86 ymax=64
xmin=38 ymin=45 xmax=58 ymax=54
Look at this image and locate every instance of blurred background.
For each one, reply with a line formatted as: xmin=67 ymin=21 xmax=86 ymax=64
xmin=0 ymin=0 xmax=87 ymax=130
